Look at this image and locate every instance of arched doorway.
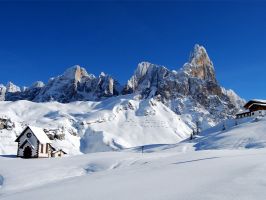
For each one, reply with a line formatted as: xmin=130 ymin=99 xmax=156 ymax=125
xmin=23 ymin=146 xmax=32 ymax=158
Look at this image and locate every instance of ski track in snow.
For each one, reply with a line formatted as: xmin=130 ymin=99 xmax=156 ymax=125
xmin=0 ymin=175 xmax=3 ymax=188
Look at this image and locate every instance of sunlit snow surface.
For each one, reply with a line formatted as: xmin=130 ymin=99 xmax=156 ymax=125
xmin=1 ymin=149 xmax=266 ymax=200
xmin=1 ymin=116 xmax=266 ymax=199
xmin=0 ymin=96 xmax=192 ymax=155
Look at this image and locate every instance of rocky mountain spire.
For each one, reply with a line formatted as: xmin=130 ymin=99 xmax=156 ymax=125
xmin=183 ymin=44 xmax=217 ymax=83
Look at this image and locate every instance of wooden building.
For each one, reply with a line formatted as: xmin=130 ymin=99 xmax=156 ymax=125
xmin=244 ymin=100 xmax=266 ymax=112
xmin=236 ymin=100 xmax=266 ymax=119
xmin=15 ymin=126 xmax=52 ymax=158
xmin=51 ymin=148 xmax=67 ymax=158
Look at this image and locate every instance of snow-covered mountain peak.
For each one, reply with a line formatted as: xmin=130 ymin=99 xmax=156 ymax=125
xmin=31 ymin=81 xmax=45 ymax=88
xmin=100 ymin=72 xmax=106 ymax=77
xmin=6 ymin=82 xmax=21 ymax=93
xmin=123 ymin=61 xmax=167 ymax=94
xmin=135 ymin=62 xmax=155 ymax=78
xmin=62 ymin=65 xmax=89 ymax=81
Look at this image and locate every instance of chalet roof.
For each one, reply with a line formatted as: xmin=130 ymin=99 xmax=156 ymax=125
xmin=251 ymin=99 xmax=266 ymax=103
xmin=52 ymin=149 xmax=67 ymax=154
xmin=15 ymin=126 xmax=51 ymax=144
xmin=250 ymin=103 xmax=266 ymax=107
xmin=50 ymin=145 xmax=68 ymax=154
xmin=244 ymin=99 xmax=266 ymax=109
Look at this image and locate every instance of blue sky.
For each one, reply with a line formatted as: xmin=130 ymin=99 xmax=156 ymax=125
xmin=0 ymin=1 xmax=266 ymax=100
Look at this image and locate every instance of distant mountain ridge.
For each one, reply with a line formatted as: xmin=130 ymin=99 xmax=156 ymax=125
xmin=0 ymin=44 xmax=245 ymax=127
xmin=1 ymin=66 xmax=122 ymax=102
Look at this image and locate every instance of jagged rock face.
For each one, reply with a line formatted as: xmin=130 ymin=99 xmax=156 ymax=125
xmin=123 ymin=62 xmax=170 ymax=95
xmin=2 ymin=66 xmax=121 ymax=103
xmin=96 ymin=72 xmax=120 ymax=97
xmin=32 ymin=65 xmax=121 ymax=102
xmin=184 ymin=44 xmax=216 ymax=83
xmin=5 ymin=81 xmax=45 ymax=101
xmin=123 ymin=44 xmax=245 ymax=126
xmin=124 ymin=60 xmax=223 ymax=100
xmin=0 ymin=85 xmax=6 ymax=101
xmin=1 ymin=82 xmax=22 ymax=101
xmin=123 ymin=45 xmax=222 ymax=98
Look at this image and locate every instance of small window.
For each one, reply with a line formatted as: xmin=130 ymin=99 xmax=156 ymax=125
xmin=46 ymin=144 xmax=48 ymax=153
xmin=252 ymin=113 xmax=254 ymax=115
xmin=26 ymin=132 xmax=32 ymax=138
xmin=41 ymin=144 xmax=43 ymax=153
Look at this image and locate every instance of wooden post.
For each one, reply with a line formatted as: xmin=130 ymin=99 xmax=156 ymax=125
xmin=196 ymin=121 xmax=200 ymax=135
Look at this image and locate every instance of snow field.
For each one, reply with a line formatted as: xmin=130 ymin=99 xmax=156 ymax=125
xmin=0 ymin=97 xmax=192 ymax=155
xmin=1 ymin=148 xmax=266 ymax=200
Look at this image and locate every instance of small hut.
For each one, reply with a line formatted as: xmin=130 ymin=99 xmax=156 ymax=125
xmin=51 ymin=148 xmax=67 ymax=158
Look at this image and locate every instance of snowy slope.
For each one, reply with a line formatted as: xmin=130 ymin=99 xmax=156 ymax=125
xmin=1 ymin=149 xmax=266 ymax=200
xmin=0 ymin=95 xmax=191 ymax=155
xmin=1 ymin=114 xmax=266 ymax=199
xmin=193 ymin=116 xmax=266 ymax=150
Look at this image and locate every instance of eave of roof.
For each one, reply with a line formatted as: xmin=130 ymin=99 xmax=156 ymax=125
xmin=28 ymin=126 xmax=51 ymax=144
xmin=244 ymin=100 xmax=266 ymax=109
xmin=15 ymin=126 xmax=51 ymax=144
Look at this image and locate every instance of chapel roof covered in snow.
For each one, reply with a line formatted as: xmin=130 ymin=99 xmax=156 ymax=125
xmin=15 ymin=125 xmax=51 ymax=144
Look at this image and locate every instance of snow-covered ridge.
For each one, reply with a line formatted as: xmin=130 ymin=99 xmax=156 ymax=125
xmin=0 ymin=95 xmax=192 ymax=155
